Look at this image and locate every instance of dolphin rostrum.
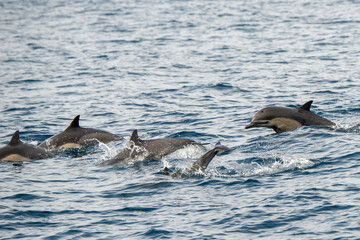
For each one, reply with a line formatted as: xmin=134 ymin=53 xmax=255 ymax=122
xmin=245 ymin=100 xmax=335 ymax=133
xmin=0 ymin=131 xmax=54 ymax=162
xmin=102 ymin=130 xmax=207 ymax=165
xmin=40 ymin=115 xmax=122 ymax=150
xmin=163 ymin=142 xmax=232 ymax=177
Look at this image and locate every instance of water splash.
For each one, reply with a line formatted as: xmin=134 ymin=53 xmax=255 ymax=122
xmin=161 ymin=144 xmax=206 ymax=169
xmin=210 ymin=155 xmax=315 ymax=178
xmin=98 ymin=142 xmax=117 ymax=160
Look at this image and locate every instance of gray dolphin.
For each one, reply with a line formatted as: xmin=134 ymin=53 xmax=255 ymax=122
xmin=163 ymin=142 xmax=232 ymax=177
xmin=0 ymin=131 xmax=54 ymax=162
xmin=102 ymin=130 xmax=207 ymax=165
xmin=245 ymin=101 xmax=335 ymax=133
xmin=40 ymin=115 xmax=122 ymax=150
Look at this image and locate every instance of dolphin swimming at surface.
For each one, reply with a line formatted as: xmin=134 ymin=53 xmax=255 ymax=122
xmin=0 ymin=131 xmax=54 ymax=162
xmin=245 ymin=100 xmax=336 ymax=133
xmin=102 ymin=130 xmax=207 ymax=165
xmin=40 ymin=115 xmax=122 ymax=150
xmin=163 ymin=142 xmax=232 ymax=177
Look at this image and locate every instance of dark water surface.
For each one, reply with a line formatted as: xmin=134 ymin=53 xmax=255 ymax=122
xmin=1 ymin=0 xmax=360 ymax=239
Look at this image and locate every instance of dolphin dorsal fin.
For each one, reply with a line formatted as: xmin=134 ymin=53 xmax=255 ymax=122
xmin=66 ymin=115 xmax=81 ymax=129
xmin=9 ymin=130 xmax=21 ymax=145
xmin=299 ymin=101 xmax=313 ymax=111
xmin=130 ymin=130 xmax=142 ymax=144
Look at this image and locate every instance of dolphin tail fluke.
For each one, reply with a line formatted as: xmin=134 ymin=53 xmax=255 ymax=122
xmin=66 ymin=115 xmax=81 ymax=129
xmin=9 ymin=130 xmax=22 ymax=146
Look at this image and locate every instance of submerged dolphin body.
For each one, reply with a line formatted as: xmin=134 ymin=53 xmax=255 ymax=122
xmin=163 ymin=142 xmax=232 ymax=177
xmin=245 ymin=101 xmax=336 ymax=133
xmin=0 ymin=131 xmax=54 ymax=162
xmin=102 ymin=130 xmax=206 ymax=165
xmin=40 ymin=115 xmax=122 ymax=150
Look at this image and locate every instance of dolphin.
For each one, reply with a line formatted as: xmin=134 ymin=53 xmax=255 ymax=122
xmin=0 ymin=131 xmax=54 ymax=162
xmin=39 ymin=115 xmax=122 ymax=150
xmin=245 ymin=100 xmax=335 ymax=133
xmin=102 ymin=130 xmax=207 ymax=165
xmin=163 ymin=142 xmax=232 ymax=177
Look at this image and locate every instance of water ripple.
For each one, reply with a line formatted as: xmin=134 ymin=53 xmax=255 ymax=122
xmin=1 ymin=0 xmax=360 ymax=239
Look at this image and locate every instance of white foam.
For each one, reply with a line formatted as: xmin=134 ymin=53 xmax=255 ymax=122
xmin=160 ymin=145 xmax=207 ymax=175
xmin=98 ymin=142 xmax=116 ymax=160
xmin=247 ymin=156 xmax=314 ymax=176
xmin=97 ymin=138 xmax=129 ymax=161
xmin=165 ymin=144 xmax=205 ymax=159
xmin=29 ymin=140 xmax=39 ymax=145
xmin=161 ymin=144 xmax=205 ymax=168
xmin=210 ymin=155 xmax=315 ymax=178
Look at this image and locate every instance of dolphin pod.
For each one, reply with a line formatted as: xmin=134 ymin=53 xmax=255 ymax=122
xmin=40 ymin=115 xmax=122 ymax=150
xmin=1 ymin=101 xmax=359 ymax=165
xmin=101 ymin=130 xmax=208 ymax=165
xmin=0 ymin=131 xmax=54 ymax=162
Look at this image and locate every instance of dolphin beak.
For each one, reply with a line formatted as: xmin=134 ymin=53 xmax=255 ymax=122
xmin=245 ymin=120 xmax=269 ymax=129
xmin=245 ymin=122 xmax=255 ymax=129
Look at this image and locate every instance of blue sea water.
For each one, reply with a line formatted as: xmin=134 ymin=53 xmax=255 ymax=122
xmin=1 ymin=0 xmax=360 ymax=239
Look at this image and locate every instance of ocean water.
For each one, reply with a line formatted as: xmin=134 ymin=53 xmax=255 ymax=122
xmin=1 ymin=0 xmax=360 ymax=239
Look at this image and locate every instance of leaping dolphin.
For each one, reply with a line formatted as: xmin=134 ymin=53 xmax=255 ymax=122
xmin=163 ymin=142 xmax=232 ymax=177
xmin=0 ymin=131 xmax=54 ymax=162
xmin=40 ymin=115 xmax=122 ymax=150
xmin=245 ymin=100 xmax=335 ymax=133
xmin=102 ymin=130 xmax=207 ymax=165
